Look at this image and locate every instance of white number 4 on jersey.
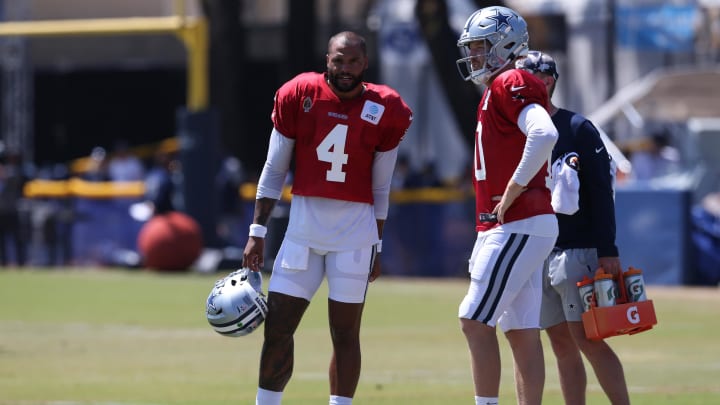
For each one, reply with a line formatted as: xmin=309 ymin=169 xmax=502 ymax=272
xmin=316 ymin=124 xmax=349 ymax=182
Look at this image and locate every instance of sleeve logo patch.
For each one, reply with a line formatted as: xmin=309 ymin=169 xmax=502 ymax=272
xmin=360 ymin=100 xmax=385 ymax=125
xmin=303 ymin=96 xmax=313 ymax=112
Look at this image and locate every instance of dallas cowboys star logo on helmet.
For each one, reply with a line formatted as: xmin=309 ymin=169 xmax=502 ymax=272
xmin=488 ymin=8 xmax=513 ymax=31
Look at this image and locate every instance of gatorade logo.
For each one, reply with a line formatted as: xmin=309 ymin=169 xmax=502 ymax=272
xmin=629 ymin=280 xmax=643 ymax=299
xmin=626 ymin=306 xmax=640 ymax=324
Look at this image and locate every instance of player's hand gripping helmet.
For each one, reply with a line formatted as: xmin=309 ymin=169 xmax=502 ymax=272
xmin=206 ymin=269 xmax=268 ymax=337
xmin=456 ymin=6 xmax=529 ymax=85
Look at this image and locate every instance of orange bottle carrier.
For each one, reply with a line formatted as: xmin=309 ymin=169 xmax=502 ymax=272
xmin=579 ymin=267 xmax=657 ymax=340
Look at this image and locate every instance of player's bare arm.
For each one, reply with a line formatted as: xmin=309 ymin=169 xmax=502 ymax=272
xmin=243 ymin=197 xmax=278 ymax=271
xmin=369 ymin=219 xmax=385 ymax=282
xmin=370 ymin=148 xmax=399 ymax=282
xmin=253 ymin=197 xmax=276 ymax=226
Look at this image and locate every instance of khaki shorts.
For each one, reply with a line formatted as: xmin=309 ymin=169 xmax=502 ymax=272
xmin=540 ymin=248 xmax=599 ymax=328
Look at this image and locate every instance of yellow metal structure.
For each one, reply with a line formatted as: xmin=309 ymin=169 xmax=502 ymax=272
xmin=0 ymin=0 xmax=208 ymax=111
xmin=24 ymin=178 xmax=146 ymax=199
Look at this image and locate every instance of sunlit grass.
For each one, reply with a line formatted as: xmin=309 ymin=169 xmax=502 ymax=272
xmin=0 ymin=269 xmax=718 ymax=404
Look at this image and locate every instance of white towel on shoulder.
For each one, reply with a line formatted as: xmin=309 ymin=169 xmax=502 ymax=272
xmin=551 ymin=152 xmax=581 ymax=215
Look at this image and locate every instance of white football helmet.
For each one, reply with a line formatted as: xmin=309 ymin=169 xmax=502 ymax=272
xmin=456 ymin=6 xmax=529 ymax=85
xmin=206 ymin=269 xmax=268 ymax=337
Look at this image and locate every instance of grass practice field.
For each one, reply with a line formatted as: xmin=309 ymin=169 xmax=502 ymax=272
xmin=1 ymin=268 xmax=719 ymax=404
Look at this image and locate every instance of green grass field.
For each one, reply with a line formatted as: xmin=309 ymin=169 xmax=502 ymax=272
xmin=1 ymin=268 xmax=718 ymax=404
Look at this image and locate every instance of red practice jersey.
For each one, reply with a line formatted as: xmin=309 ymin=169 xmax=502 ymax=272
xmin=474 ymin=68 xmax=554 ymax=231
xmin=272 ymin=72 xmax=412 ymax=203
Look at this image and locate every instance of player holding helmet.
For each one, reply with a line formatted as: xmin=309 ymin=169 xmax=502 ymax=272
xmin=455 ymin=6 xmax=559 ymax=405
xmin=242 ymin=31 xmax=412 ymax=405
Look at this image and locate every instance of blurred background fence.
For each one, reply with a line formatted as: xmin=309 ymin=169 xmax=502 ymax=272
xmin=8 ymin=184 xmax=716 ymax=286
xmin=1 ymin=0 xmax=720 ymax=285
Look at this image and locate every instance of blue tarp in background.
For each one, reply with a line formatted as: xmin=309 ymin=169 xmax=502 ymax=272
xmin=616 ymin=4 xmax=699 ymax=51
xmin=71 ymin=197 xmax=145 ymax=266
xmin=690 ymin=204 xmax=720 ymax=284
xmin=613 ymin=187 xmax=693 ymax=284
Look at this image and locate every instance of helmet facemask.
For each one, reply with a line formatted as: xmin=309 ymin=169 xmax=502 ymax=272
xmin=457 ymin=37 xmax=506 ymax=85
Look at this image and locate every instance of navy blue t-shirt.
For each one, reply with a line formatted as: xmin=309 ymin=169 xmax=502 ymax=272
xmin=551 ymin=108 xmax=619 ymax=257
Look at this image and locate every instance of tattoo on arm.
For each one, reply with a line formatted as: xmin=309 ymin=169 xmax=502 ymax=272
xmin=254 ymin=197 xmax=278 ymax=225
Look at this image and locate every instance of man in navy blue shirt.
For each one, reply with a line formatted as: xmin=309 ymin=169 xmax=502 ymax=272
xmin=517 ymin=51 xmax=630 ymax=405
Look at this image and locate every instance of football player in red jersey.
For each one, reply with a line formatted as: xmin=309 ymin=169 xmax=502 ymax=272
xmin=454 ymin=6 xmax=559 ymax=405
xmin=242 ymin=31 xmax=412 ymax=405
